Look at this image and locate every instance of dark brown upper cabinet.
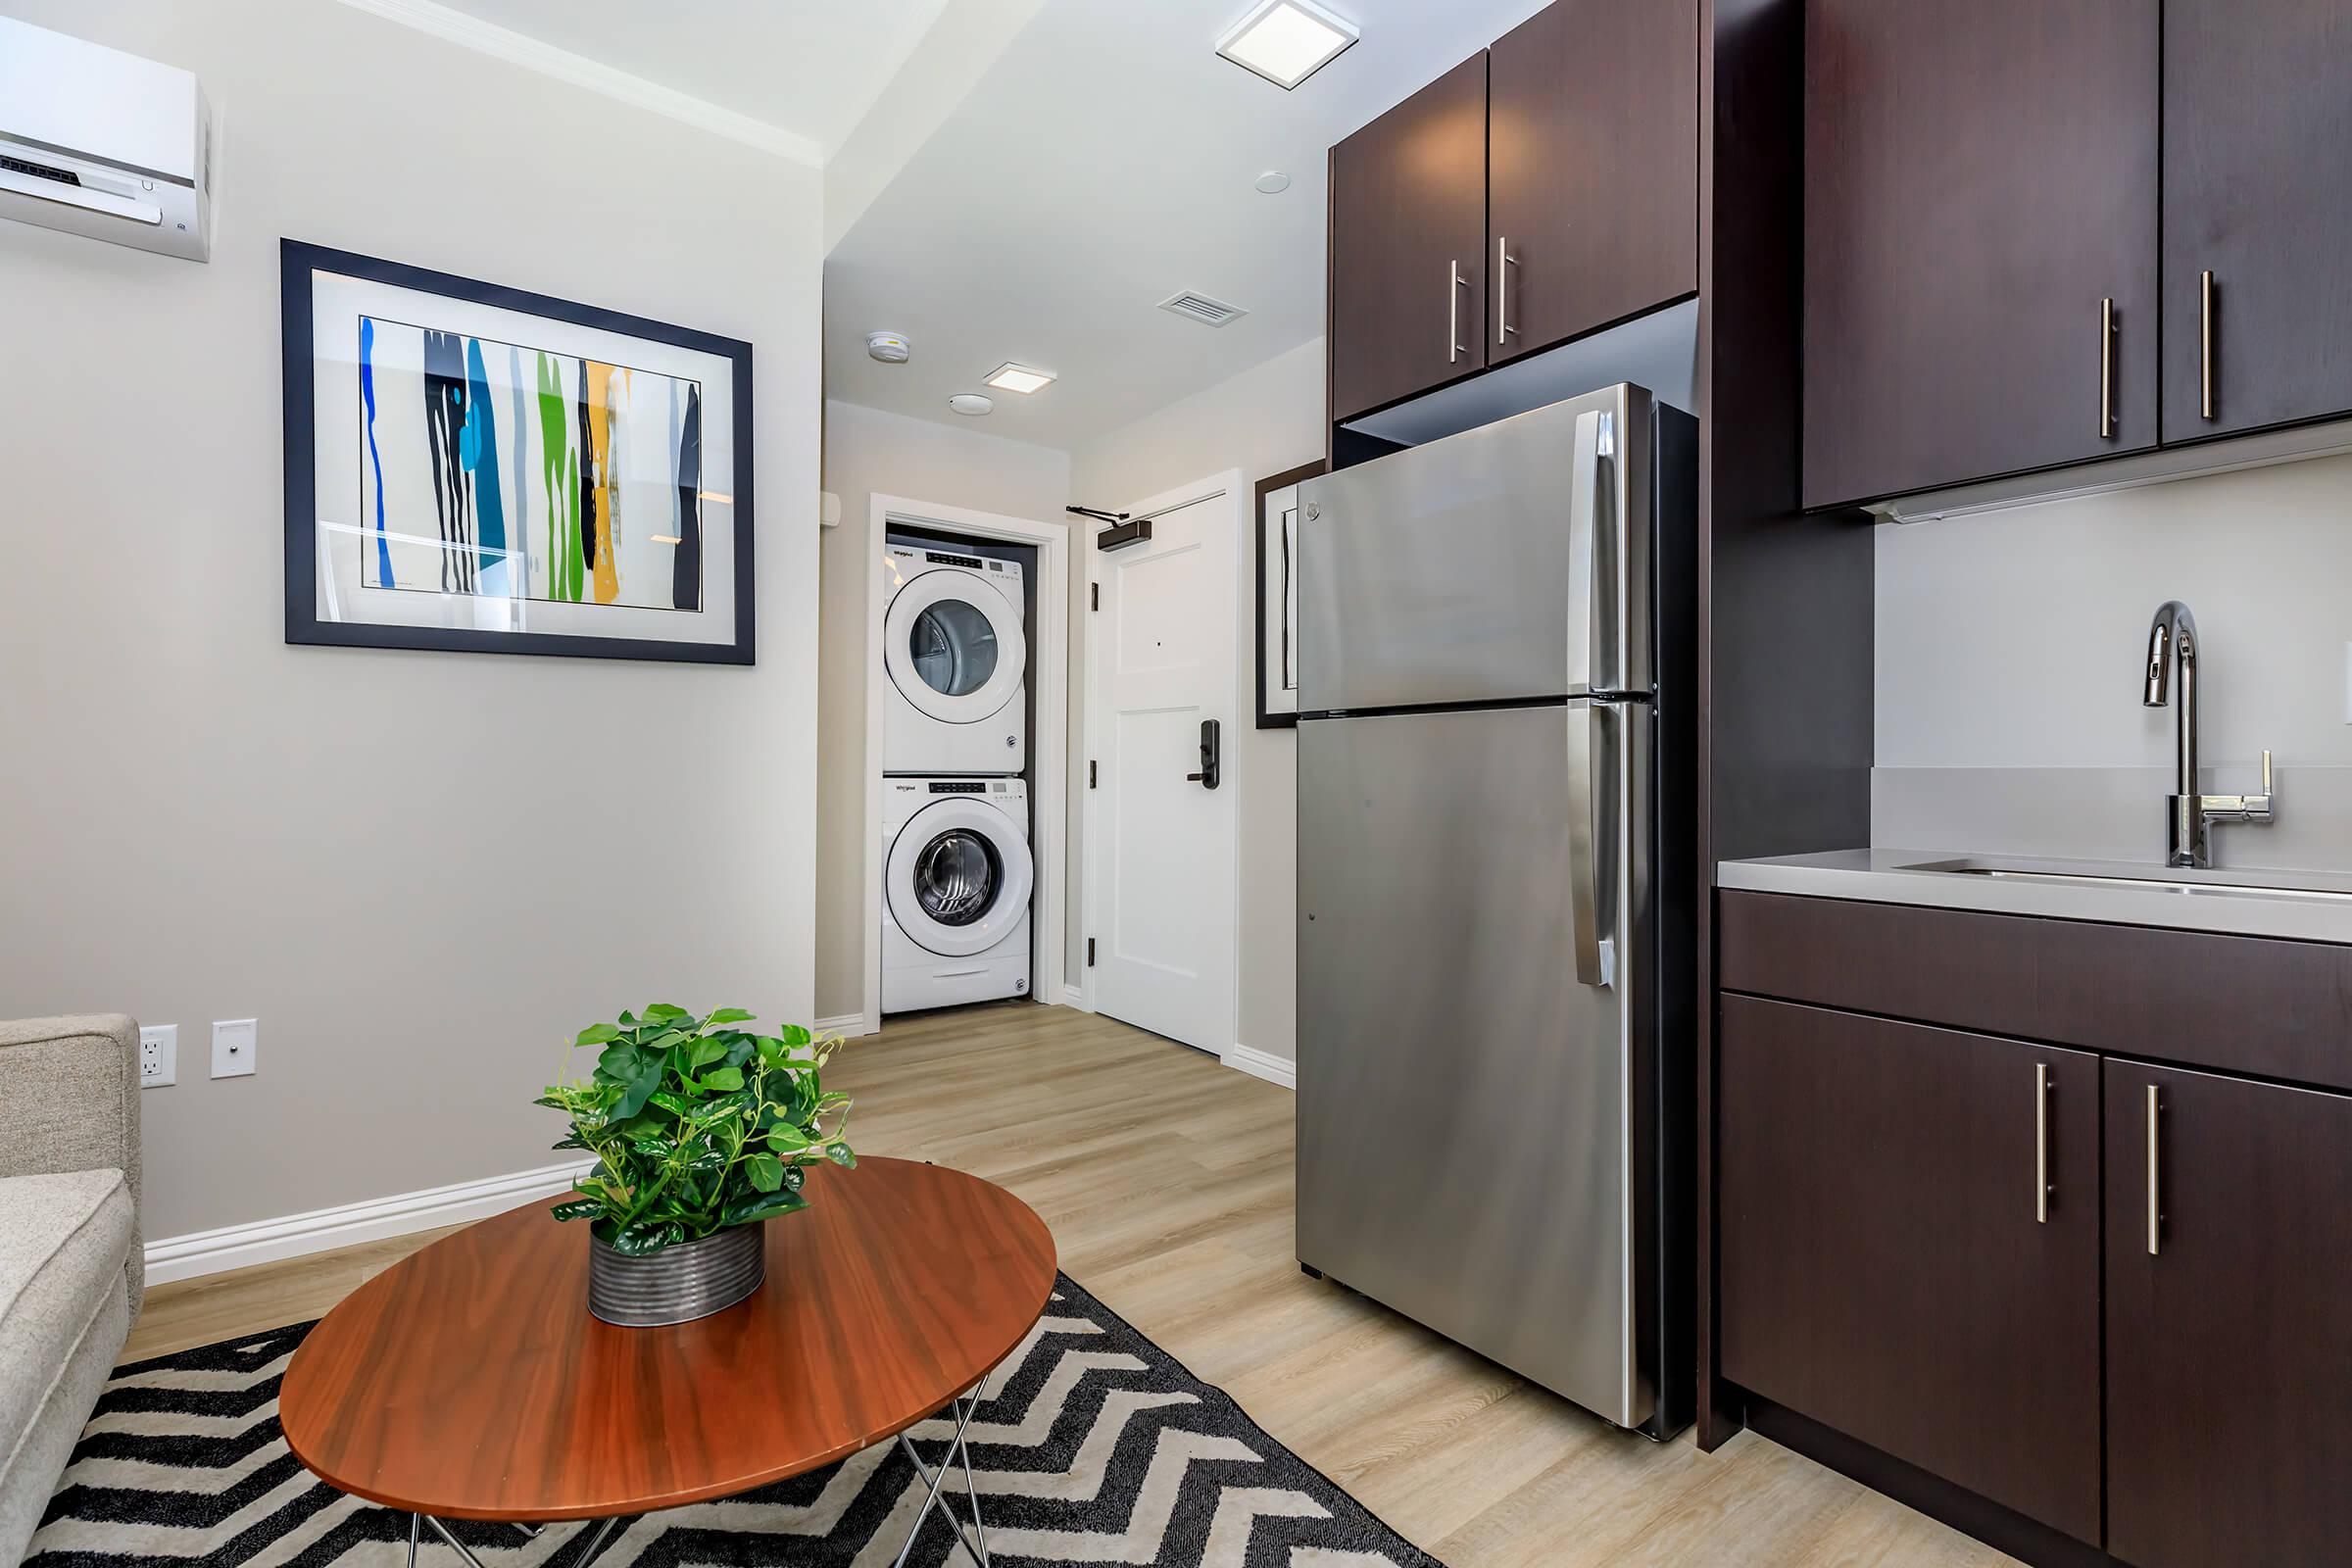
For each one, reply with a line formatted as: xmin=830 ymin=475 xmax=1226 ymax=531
xmin=2104 ymin=1061 xmax=2352 ymax=1568
xmin=1801 ymin=1 xmax=2160 ymax=511
xmin=1717 ymin=998 xmax=2103 ymax=1544
xmin=1328 ymin=52 xmax=1490 ymax=422
xmin=2163 ymin=0 xmax=2352 ymax=443
xmin=1487 ymin=0 xmax=1697 ymax=365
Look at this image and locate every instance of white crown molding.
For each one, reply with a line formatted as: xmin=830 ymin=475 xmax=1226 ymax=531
xmin=144 ymin=1159 xmax=593 ymax=1286
xmin=1222 ymin=1043 xmax=1295 ymax=1091
xmin=332 ymin=0 xmax=824 ymax=168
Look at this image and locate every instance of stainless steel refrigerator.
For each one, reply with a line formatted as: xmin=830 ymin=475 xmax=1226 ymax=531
xmin=1295 ymin=383 xmax=1695 ymax=1438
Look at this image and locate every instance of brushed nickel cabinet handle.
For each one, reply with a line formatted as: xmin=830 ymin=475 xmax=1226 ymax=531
xmin=2034 ymin=1063 xmax=2052 ymax=1223
xmin=1448 ymin=260 xmax=1467 ymax=364
xmin=2200 ymin=270 xmax=2216 ymax=420
xmin=1497 ymin=236 xmax=1519 ymax=345
xmin=2099 ymin=298 xmax=2116 ymax=440
xmin=2146 ymin=1083 xmax=2163 ymax=1255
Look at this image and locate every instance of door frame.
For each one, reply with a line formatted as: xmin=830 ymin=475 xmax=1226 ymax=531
xmin=861 ymin=493 xmax=1071 ymax=1035
xmin=1077 ymin=470 xmax=1247 ymax=1060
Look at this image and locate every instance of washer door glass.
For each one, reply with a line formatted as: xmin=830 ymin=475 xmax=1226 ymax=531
xmin=887 ymin=797 xmax=1035 ymax=958
xmin=912 ymin=827 xmax=1001 ymax=926
xmin=909 ymin=600 xmax=1000 ymax=698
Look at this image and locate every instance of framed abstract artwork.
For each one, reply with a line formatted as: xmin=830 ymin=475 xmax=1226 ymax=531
xmin=1253 ymin=460 xmax=1323 ymax=728
xmin=281 ymin=240 xmax=755 ymax=663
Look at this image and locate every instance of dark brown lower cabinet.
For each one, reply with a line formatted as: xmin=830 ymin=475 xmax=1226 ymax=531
xmin=2104 ymin=1061 xmax=2352 ymax=1568
xmin=1718 ymin=997 xmax=2102 ymax=1544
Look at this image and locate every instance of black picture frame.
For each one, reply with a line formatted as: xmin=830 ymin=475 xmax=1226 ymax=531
xmin=1252 ymin=460 xmax=1324 ymax=729
xmin=280 ymin=238 xmax=757 ymax=664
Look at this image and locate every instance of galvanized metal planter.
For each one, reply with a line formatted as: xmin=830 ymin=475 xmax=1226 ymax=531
xmin=587 ymin=1222 xmax=765 ymax=1327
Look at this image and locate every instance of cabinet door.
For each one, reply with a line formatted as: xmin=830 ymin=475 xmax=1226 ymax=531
xmin=2105 ymin=1062 xmax=2352 ymax=1568
xmin=1328 ymin=52 xmax=1488 ymax=421
xmin=1718 ymin=998 xmax=2102 ymax=1544
xmin=1487 ymin=0 xmax=1696 ymax=364
xmin=2163 ymin=1 xmax=2352 ymax=442
xmin=1802 ymin=1 xmax=2159 ymax=509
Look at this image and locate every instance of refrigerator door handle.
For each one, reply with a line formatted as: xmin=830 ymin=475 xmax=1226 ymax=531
xmin=1567 ymin=703 xmax=1607 ymax=987
xmin=1569 ymin=408 xmax=1622 ymax=693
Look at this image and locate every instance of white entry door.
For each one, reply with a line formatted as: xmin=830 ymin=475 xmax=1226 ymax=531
xmin=1085 ymin=476 xmax=1240 ymax=1054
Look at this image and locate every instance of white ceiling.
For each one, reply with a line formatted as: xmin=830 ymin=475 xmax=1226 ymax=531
xmin=426 ymin=0 xmax=951 ymax=158
xmin=822 ymin=0 xmax=1554 ymax=451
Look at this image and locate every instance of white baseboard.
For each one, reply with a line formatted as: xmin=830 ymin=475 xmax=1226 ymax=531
xmin=815 ymin=1012 xmax=877 ymax=1038
xmin=1057 ymin=985 xmax=1087 ymax=1010
xmin=1222 ymin=1042 xmax=1296 ymax=1090
xmin=143 ymin=1159 xmax=593 ymax=1287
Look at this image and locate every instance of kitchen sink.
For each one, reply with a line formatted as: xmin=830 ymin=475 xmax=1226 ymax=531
xmin=1896 ymin=856 xmax=2352 ymax=905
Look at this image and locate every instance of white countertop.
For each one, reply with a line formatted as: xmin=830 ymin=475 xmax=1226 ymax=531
xmin=1718 ymin=847 xmax=2352 ymax=946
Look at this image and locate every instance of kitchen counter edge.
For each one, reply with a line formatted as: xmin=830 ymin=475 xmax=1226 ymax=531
xmin=1717 ymin=847 xmax=2352 ymax=947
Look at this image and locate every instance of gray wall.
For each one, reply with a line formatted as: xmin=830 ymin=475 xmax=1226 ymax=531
xmin=813 ymin=400 xmax=1071 ymax=1020
xmin=1068 ymin=339 xmax=1325 ymax=1061
xmin=0 ymin=0 xmax=823 ymax=1241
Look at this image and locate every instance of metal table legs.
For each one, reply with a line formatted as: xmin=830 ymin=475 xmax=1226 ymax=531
xmin=892 ymin=1383 xmax=992 ymax=1568
xmin=398 ymin=1375 xmax=996 ymax=1568
xmin=406 ymin=1515 xmax=612 ymax=1568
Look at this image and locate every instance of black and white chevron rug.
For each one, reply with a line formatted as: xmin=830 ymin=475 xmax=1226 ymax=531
xmin=28 ymin=1274 xmax=1443 ymax=1568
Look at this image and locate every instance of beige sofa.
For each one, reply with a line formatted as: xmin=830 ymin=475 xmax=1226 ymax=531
xmin=0 ymin=1016 xmax=142 ymax=1568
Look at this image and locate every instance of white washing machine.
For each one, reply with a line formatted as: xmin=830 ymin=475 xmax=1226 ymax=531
xmin=881 ymin=776 xmax=1033 ymax=1013
xmin=883 ymin=545 xmax=1026 ymax=775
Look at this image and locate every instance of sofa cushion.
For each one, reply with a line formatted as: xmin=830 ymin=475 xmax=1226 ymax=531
xmin=0 ymin=1169 xmax=133 ymax=1477
xmin=0 ymin=1268 xmax=125 ymax=1568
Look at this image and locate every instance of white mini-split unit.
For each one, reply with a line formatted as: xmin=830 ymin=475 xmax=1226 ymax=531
xmin=0 ymin=18 xmax=215 ymax=263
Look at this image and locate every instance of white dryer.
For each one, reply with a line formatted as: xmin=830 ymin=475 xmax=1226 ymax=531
xmin=883 ymin=546 xmax=1026 ymax=775
xmin=881 ymin=776 xmax=1033 ymax=1013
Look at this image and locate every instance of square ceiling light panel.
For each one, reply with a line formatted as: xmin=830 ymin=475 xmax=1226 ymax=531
xmin=1216 ymin=0 xmax=1359 ymax=90
xmin=984 ymin=363 xmax=1057 ymax=395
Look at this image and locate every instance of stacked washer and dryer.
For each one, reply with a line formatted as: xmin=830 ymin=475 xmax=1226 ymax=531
xmin=879 ymin=544 xmax=1034 ymax=1013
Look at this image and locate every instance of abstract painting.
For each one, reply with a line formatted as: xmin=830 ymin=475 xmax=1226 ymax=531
xmin=357 ymin=319 xmax=703 ymax=611
xmin=284 ymin=242 xmax=754 ymax=663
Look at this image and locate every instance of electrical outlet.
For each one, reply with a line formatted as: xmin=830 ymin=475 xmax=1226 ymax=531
xmin=138 ymin=1024 xmax=176 ymax=1088
xmin=211 ymin=1017 xmax=258 ymax=1078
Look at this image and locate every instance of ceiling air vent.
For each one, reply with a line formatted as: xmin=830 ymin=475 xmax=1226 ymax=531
xmin=1158 ymin=290 xmax=1250 ymax=327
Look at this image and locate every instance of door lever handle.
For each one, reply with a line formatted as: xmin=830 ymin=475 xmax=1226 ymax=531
xmin=1186 ymin=718 xmax=1222 ymax=790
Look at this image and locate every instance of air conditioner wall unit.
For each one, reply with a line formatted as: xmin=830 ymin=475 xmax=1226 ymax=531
xmin=0 ymin=17 xmax=214 ymax=263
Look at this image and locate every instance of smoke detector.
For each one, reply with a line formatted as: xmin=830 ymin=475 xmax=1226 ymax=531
xmin=866 ymin=330 xmax=911 ymax=364
xmin=1157 ymin=290 xmax=1250 ymax=327
xmin=948 ymin=393 xmax=995 ymax=416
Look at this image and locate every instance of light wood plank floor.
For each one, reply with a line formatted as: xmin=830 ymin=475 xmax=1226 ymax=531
xmin=127 ymin=1002 xmax=2014 ymax=1567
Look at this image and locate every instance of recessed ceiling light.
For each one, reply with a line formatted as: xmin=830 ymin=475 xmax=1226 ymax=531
xmin=1216 ymin=0 xmax=1357 ymax=90
xmin=984 ymin=363 xmax=1057 ymax=395
xmin=948 ymin=393 xmax=995 ymax=416
xmin=1254 ymin=171 xmax=1293 ymax=194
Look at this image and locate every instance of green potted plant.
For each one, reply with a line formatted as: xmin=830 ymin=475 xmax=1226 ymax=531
xmin=536 ymin=1005 xmax=856 ymax=1326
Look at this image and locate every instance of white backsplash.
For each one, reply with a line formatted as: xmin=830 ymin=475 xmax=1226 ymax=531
xmin=1876 ymin=453 xmax=2352 ymax=771
xmin=1873 ymin=765 xmax=2352 ymax=874
xmin=1875 ymin=452 xmax=2352 ymax=868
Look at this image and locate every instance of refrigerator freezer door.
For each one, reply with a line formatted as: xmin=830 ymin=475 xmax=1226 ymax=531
xmin=1298 ymin=383 xmax=1654 ymax=713
xmin=1296 ymin=701 xmax=1657 ymax=1427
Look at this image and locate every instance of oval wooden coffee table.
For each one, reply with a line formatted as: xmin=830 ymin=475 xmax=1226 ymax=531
xmin=279 ymin=1157 xmax=1055 ymax=1566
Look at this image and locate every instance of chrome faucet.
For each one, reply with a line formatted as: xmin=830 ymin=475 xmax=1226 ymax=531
xmin=2142 ymin=600 xmax=2275 ymax=868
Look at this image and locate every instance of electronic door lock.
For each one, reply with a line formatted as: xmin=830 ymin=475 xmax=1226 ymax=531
xmin=1186 ymin=718 xmax=1222 ymax=790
